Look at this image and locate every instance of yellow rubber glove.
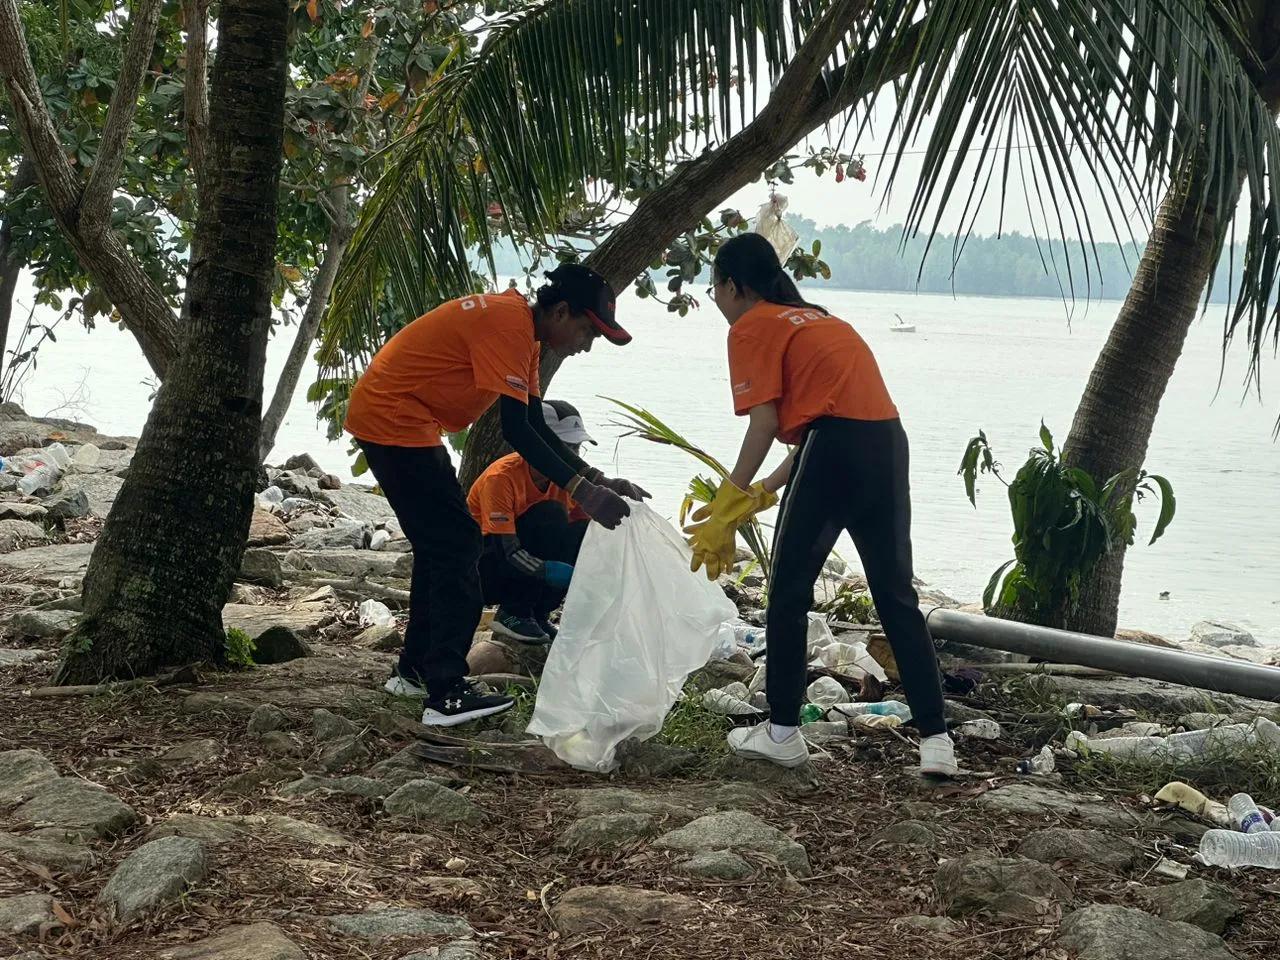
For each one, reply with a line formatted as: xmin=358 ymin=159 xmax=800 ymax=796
xmin=685 ymin=481 xmax=764 ymax=581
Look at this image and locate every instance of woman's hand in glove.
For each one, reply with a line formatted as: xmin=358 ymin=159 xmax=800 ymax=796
xmin=597 ymin=475 xmax=650 ymax=501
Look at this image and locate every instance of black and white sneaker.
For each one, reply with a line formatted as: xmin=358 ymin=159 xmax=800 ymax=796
xmin=421 ymin=680 xmax=514 ymax=727
xmin=490 ymin=608 xmax=550 ymax=645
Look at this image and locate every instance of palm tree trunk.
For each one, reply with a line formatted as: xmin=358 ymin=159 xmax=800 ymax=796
xmin=0 ymin=156 xmax=36 ymax=378
xmin=1060 ymin=6 xmax=1280 ymax=639
xmin=56 ymin=0 xmax=289 ymax=683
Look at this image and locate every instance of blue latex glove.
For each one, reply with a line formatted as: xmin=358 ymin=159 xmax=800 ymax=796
xmin=542 ymin=561 xmax=575 ymax=589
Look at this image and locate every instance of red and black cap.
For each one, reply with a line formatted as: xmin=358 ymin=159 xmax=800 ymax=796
xmin=543 ymin=264 xmax=631 ymax=345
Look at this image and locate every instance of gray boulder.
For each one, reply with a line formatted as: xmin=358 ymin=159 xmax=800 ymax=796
xmin=677 ymin=849 xmax=752 ymax=880
xmin=100 ymin=837 xmax=208 ymax=919
xmin=1142 ymin=879 xmax=1242 ymax=935
xmin=551 ymin=886 xmax=698 ymax=935
xmin=320 ymin=486 xmax=397 ymax=525
xmin=356 ymin=623 xmax=400 ymax=651
xmin=0 ymin=748 xmax=60 ymax=805
xmin=0 ymin=502 xmax=47 ymax=522
xmin=653 ymin=810 xmax=810 ymax=876
xmin=42 ymin=487 xmax=89 ymax=521
xmin=383 ymin=779 xmax=484 ymax=824
xmin=976 ymin=783 xmax=1117 ymax=827
xmin=935 ymin=853 xmax=1072 ymax=919
xmin=247 ymin=704 xmax=287 ymax=735
xmin=238 ymin=548 xmax=285 ymax=588
xmin=158 ymin=739 xmax=224 ymax=766
xmin=872 ymin=819 xmax=940 ymax=849
xmin=293 ymin=518 xmax=370 ymax=551
xmin=0 ymin=831 xmax=95 ymax=874
xmin=0 ymin=893 xmax=56 ymax=934
xmin=8 ymin=608 xmax=77 ymax=639
xmin=279 ymin=775 xmax=392 ymax=800
xmin=0 ymin=518 xmax=46 ymax=551
xmin=13 ymin=777 xmax=139 ymax=841
xmin=557 ymin=813 xmax=656 ymax=851
xmin=250 ymin=625 xmax=309 ymax=664
xmin=1189 ymin=620 xmax=1257 ymax=649
xmin=0 ymin=647 xmax=49 ymax=667
xmin=327 ymin=906 xmax=472 ymax=940
xmin=312 ymin=708 xmax=359 ymax=742
xmin=1017 ymin=828 xmax=1140 ymax=869
xmin=1057 ymin=904 xmax=1236 ymax=960
xmin=157 ymin=921 xmax=304 ymax=959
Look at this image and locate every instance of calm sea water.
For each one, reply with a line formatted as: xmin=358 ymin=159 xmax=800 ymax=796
xmin=10 ymin=287 xmax=1279 ymax=645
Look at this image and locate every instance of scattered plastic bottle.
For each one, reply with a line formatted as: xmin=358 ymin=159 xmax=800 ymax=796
xmin=1198 ymin=829 xmax=1280 ymax=869
xmin=956 ymin=719 xmax=1002 ymax=740
xmin=1017 ymin=745 xmax=1056 ymax=775
xmin=18 ymin=463 xmax=61 ymax=496
xmin=1229 ymin=794 xmax=1269 ymax=834
xmin=805 ymin=676 xmax=847 ymax=709
xmin=258 ymin=485 xmax=285 ymax=504
xmin=72 ymin=442 xmax=101 ymax=469
xmin=799 ymin=704 xmax=825 ymax=724
xmin=42 ymin=442 xmax=71 ymax=470
xmin=828 ymin=700 xmax=912 ymax=722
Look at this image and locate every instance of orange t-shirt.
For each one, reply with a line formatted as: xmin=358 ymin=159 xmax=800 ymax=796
xmin=467 ymin=453 xmax=588 ymax=535
xmin=727 ymin=301 xmax=898 ymax=443
xmin=345 ymin=290 xmax=540 ymax=447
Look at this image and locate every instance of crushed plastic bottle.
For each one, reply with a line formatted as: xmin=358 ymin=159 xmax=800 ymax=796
xmin=357 ymin=599 xmax=394 ymax=627
xmin=805 ymin=676 xmax=847 ymax=709
xmin=703 ymin=684 xmax=764 ymax=717
xmin=42 ymin=442 xmax=71 ymax=470
xmin=18 ymin=463 xmax=61 ymax=496
xmin=1197 ymin=829 xmax=1280 ymax=869
xmin=258 ymin=485 xmax=285 ymax=504
xmin=829 ymin=700 xmax=912 ymax=722
xmin=956 ymin=719 xmax=1002 ymax=740
xmin=1068 ymin=723 xmax=1265 ymax=762
xmin=1229 ymin=794 xmax=1269 ymax=834
xmin=369 ymin=529 xmax=391 ymax=551
xmin=1017 ymin=745 xmax=1056 ymax=775
xmin=799 ymin=704 xmax=825 ymax=724
xmin=72 ymin=442 xmax=101 ymax=469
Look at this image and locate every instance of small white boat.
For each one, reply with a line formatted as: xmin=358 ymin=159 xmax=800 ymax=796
xmin=891 ymin=314 xmax=916 ymax=333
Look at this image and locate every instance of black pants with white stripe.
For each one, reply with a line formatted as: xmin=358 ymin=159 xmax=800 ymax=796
xmin=479 ymin=501 xmax=589 ymax=618
xmin=356 ymin=440 xmax=481 ymax=693
xmin=766 ymin=416 xmax=947 ymax=733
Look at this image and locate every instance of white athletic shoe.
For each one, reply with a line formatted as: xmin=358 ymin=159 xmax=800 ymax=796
xmin=384 ymin=673 xmax=429 ymax=698
xmin=726 ymin=723 xmax=810 ymax=768
xmin=919 ymin=732 xmax=959 ymax=777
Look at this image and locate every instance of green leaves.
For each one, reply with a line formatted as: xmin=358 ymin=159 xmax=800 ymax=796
xmin=960 ymin=426 xmax=1176 ymax=625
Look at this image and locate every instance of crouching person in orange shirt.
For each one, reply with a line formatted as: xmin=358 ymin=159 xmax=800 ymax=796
xmin=344 ymin=266 xmax=647 ymax=726
xmin=468 ymin=400 xmax=596 ymax=646
xmin=688 ymin=234 xmax=956 ymax=776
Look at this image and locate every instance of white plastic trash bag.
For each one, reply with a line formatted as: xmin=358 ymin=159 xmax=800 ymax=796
xmin=754 ymin=193 xmax=800 ymax=263
xmin=527 ymin=503 xmax=738 ymax=772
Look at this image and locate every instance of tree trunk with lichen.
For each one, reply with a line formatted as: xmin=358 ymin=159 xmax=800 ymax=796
xmin=56 ymin=0 xmax=289 ymax=683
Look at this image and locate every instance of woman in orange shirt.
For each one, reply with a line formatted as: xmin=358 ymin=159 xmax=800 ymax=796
xmin=688 ymin=233 xmax=955 ymax=776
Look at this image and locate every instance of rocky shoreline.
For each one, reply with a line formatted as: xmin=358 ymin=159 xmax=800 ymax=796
xmin=3 ymin=402 xmax=1280 ymax=960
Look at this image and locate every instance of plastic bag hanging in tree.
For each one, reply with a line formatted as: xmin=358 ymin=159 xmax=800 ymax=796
xmin=527 ymin=503 xmax=738 ymax=772
xmin=754 ymin=192 xmax=800 ymax=263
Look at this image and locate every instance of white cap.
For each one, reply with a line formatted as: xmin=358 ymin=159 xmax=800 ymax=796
xmin=542 ymin=400 xmax=596 ymax=445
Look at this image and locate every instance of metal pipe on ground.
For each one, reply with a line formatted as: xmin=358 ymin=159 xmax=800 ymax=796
xmin=923 ymin=606 xmax=1280 ymax=704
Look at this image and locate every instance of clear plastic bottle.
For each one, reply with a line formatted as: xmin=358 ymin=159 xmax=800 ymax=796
xmin=1198 ymin=829 xmax=1280 ymax=869
xmin=829 ymin=700 xmax=912 ymax=721
xmin=17 ymin=463 xmax=61 ymax=496
xmin=1229 ymin=793 xmax=1268 ymax=834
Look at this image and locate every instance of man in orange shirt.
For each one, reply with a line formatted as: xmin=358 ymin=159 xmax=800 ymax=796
xmin=345 ymin=265 xmax=647 ymax=726
xmin=469 ymin=400 xmax=595 ymax=645
xmin=685 ymin=233 xmax=955 ymax=777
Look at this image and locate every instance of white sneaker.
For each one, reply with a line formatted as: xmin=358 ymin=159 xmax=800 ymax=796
xmin=920 ymin=733 xmax=959 ymax=777
xmin=726 ymin=723 xmax=810 ymax=768
xmin=384 ymin=673 xmax=429 ymax=697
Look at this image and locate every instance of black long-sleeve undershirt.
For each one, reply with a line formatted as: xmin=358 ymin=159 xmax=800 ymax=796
xmin=498 ymin=394 xmax=588 ymax=490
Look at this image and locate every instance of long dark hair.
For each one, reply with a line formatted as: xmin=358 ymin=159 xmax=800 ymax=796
xmin=712 ymin=233 xmax=827 ymax=314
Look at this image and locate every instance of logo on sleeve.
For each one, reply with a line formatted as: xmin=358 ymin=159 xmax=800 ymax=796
xmin=505 ymin=374 xmax=529 ymax=392
xmin=489 ymin=512 xmax=512 ymax=524
xmin=733 ymin=379 xmax=752 ymax=395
